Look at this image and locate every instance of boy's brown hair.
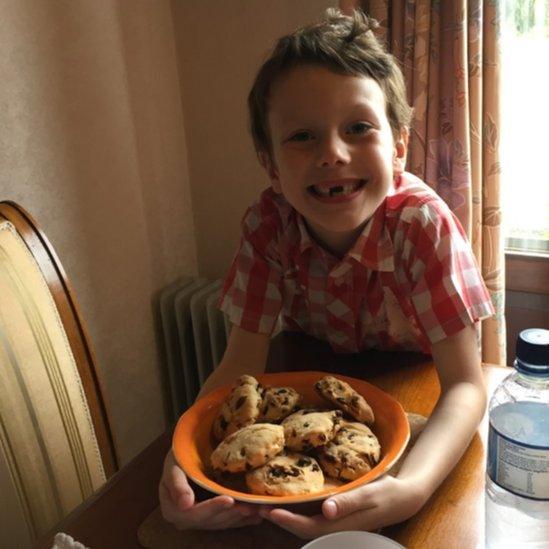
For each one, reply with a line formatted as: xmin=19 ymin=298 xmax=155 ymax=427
xmin=248 ymin=8 xmax=413 ymax=158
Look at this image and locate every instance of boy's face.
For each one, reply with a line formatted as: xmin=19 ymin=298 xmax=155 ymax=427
xmin=261 ymin=65 xmax=407 ymax=253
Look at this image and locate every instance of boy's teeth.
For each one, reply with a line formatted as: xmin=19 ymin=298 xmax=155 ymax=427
xmin=313 ymin=181 xmax=362 ymax=197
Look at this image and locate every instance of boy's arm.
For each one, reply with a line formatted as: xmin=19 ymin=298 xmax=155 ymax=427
xmin=392 ymin=323 xmax=486 ymax=492
xmin=260 ymin=324 xmax=487 ymax=538
xmin=197 ymin=324 xmax=271 ymax=398
xmin=159 ymin=325 xmax=271 ymax=530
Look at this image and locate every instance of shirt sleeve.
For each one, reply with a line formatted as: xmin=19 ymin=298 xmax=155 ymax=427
xmin=399 ymin=198 xmax=495 ymax=346
xmin=218 ymin=198 xmax=283 ymax=335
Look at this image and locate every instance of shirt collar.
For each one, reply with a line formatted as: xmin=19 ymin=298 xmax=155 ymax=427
xmin=347 ymin=200 xmax=395 ymax=272
xmin=296 ymin=213 xmax=314 ymax=255
xmin=292 ymin=199 xmax=394 ymax=272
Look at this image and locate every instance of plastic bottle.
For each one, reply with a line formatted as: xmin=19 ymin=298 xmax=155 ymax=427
xmin=485 ymin=328 xmax=549 ymax=548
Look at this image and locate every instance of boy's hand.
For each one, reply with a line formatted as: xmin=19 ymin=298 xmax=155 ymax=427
xmin=259 ymin=475 xmax=426 ymax=540
xmin=159 ymin=451 xmax=263 ymax=530
xmin=259 ymin=326 xmax=485 ymax=540
xmin=159 ymin=325 xmax=271 ymax=530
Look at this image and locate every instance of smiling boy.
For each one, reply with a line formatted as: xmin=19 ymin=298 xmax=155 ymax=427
xmin=159 ymin=9 xmax=494 ymax=538
xmin=261 ymin=64 xmax=402 ymax=256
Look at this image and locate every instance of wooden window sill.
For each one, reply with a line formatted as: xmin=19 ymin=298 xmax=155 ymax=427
xmin=505 ymin=252 xmax=549 ymax=295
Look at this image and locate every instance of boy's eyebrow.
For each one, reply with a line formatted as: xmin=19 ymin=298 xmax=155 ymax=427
xmin=276 ymin=103 xmax=383 ymax=129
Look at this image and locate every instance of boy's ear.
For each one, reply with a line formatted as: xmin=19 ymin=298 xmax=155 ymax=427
xmin=258 ymin=151 xmax=282 ymax=193
xmin=392 ymin=128 xmax=409 ymax=175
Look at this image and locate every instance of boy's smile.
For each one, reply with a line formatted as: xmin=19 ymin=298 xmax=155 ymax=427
xmin=261 ymin=65 xmax=407 ymax=256
xmin=308 ymin=177 xmax=367 ymax=202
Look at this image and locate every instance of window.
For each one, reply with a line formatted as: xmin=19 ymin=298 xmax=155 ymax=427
xmin=501 ymin=0 xmax=549 ymax=255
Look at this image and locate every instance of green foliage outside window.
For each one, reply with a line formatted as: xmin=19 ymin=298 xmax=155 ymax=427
xmin=503 ymin=0 xmax=549 ymax=36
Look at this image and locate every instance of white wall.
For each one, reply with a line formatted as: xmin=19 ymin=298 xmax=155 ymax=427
xmin=172 ymin=0 xmax=335 ymax=278
xmin=0 ymin=0 xmax=198 ymax=464
xmin=0 ymin=0 xmax=337 ymax=463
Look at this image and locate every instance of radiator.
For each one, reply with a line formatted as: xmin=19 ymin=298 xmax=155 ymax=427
xmin=159 ymin=277 xmax=230 ymax=417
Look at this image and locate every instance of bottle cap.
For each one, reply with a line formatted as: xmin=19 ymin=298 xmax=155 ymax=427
xmin=514 ymin=328 xmax=549 ymax=376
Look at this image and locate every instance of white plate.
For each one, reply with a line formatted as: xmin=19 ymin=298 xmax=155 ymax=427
xmin=301 ymin=531 xmax=405 ymax=549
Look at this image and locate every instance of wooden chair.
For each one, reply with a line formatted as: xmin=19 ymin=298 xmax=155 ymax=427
xmin=0 ymin=201 xmax=118 ymax=547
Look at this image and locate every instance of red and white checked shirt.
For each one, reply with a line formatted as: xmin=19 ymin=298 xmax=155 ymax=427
xmin=219 ymin=172 xmax=494 ymax=354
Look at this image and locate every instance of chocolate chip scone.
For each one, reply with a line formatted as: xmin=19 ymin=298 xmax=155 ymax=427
xmin=316 ymin=420 xmax=381 ymax=481
xmin=314 ymin=375 xmax=375 ymax=424
xmin=282 ymin=409 xmax=342 ymax=451
xmin=388 ymin=412 xmax=427 ymax=477
xmin=212 ymin=375 xmax=263 ymax=441
xmin=245 ymin=453 xmax=324 ymax=496
xmin=210 ymin=423 xmax=285 ymax=473
xmin=257 ymin=386 xmax=302 ymax=422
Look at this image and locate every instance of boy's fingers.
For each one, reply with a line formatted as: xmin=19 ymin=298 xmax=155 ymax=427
xmin=167 ymin=467 xmax=194 ymax=509
xmin=242 ymin=514 xmax=264 ymax=525
xmin=159 ymin=451 xmax=260 ymax=530
xmin=159 ymin=481 xmax=191 ymax=519
xmin=176 ymin=487 xmax=194 ymax=510
xmin=161 ymin=451 xmax=194 ymax=506
xmin=261 ymin=508 xmax=326 ymax=540
xmin=262 ymin=506 xmax=384 ymax=539
xmin=324 ymin=477 xmax=391 ymax=520
xmin=204 ymin=507 xmax=263 ymax=530
xmin=323 ymin=487 xmax=375 ymax=520
xmin=171 ymin=497 xmax=235 ymax=529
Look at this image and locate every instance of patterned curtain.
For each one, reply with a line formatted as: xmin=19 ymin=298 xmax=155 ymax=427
xmin=348 ymin=0 xmax=506 ymax=365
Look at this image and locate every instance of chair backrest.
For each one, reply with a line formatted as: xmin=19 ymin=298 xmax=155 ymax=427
xmin=0 ymin=201 xmax=118 ymax=547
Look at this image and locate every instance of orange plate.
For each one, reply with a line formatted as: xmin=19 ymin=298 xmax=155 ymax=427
xmin=172 ymin=371 xmax=410 ymax=504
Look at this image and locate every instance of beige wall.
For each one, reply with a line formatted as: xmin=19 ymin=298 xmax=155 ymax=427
xmin=0 ymin=1 xmax=197 ymax=464
xmin=0 ymin=0 xmax=336 ymax=464
xmin=172 ymin=0 xmax=334 ymax=279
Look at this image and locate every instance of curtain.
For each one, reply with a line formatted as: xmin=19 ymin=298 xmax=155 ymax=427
xmin=354 ymin=0 xmax=506 ymax=365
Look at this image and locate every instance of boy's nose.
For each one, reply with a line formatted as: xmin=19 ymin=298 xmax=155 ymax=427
xmin=316 ymin=134 xmax=351 ymax=167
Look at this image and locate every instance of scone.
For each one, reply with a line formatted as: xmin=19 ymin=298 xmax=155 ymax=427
xmin=212 ymin=375 xmax=263 ymax=441
xmin=314 ymin=375 xmax=375 ymax=424
xmin=316 ymin=420 xmax=381 ymax=481
xmin=246 ymin=453 xmax=324 ymax=496
xmin=210 ymin=423 xmax=285 ymax=473
xmin=406 ymin=412 xmax=428 ymax=441
xmin=257 ymin=386 xmax=302 ymax=422
xmin=388 ymin=412 xmax=427 ymax=476
xmin=282 ymin=409 xmax=342 ymax=451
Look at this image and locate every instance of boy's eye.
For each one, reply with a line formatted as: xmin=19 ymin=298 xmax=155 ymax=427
xmin=347 ymin=122 xmax=372 ymax=135
xmin=288 ymin=131 xmax=313 ymax=142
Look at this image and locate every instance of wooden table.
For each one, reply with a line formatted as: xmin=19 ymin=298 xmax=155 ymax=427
xmin=38 ymin=333 xmax=510 ymax=549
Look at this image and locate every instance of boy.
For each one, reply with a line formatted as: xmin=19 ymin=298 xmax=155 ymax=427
xmin=160 ymin=9 xmax=494 ymax=538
